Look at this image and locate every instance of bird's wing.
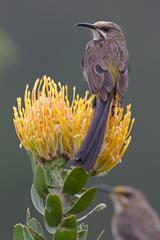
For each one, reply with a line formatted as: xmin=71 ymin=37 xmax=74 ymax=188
xmin=83 ymin=46 xmax=114 ymax=101
xmin=117 ymin=44 xmax=129 ymax=101
xmin=113 ymin=208 xmax=160 ymax=240
xmin=113 ymin=215 xmax=141 ymax=240
xmin=117 ymin=67 xmax=129 ymax=98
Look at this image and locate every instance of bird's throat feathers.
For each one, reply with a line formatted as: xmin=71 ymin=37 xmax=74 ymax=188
xmin=92 ymin=29 xmax=106 ymax=41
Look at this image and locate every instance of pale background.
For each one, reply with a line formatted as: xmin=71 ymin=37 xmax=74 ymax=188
xmin=0 ymin=0 xmax=160 ymax=239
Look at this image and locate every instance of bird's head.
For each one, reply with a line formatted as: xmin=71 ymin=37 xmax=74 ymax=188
xmin=98 ymin=185 xmax=147 ymax=213
xmin=76 ymin=21 xmax=124 ymax=41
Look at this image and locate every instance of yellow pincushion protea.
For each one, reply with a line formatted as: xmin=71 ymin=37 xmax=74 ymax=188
xmin=13 ymin=76 xmax=93 ymax=161
xmin=13 ymin=76 xmax=134 ymax=174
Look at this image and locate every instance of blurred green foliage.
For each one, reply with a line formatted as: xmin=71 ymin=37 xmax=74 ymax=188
xmin=0 ymin=28 xmax=19 ymax=71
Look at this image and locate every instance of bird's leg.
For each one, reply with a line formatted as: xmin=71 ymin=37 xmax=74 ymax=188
xmin=92 ymin=95 xmax=97 ymax=109
xmin=118 ymin=95 xmax=124 ymax=108
xmin=111 ymin=95 xmax=117 ymax=115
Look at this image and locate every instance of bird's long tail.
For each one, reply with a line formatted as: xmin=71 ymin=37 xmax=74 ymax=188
xmin=73 ymin=94 xmax=112 ymax=171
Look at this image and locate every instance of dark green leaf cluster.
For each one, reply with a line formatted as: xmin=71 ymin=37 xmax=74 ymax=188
xmin=13 ymin=158 xmax=99 ymax=240
xmin=13 ymin=218 xmax=46 ymax=240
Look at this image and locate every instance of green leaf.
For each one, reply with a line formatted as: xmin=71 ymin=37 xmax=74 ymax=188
xmin=44 ymin=158 xmax=66 ymax=188
xmin=28 ymin=218 xmax=44 ymax=236
xmin=23 ymin=226 xmax=34 ymax=240
xmin=77 ymin=230 xmax=88 ymax=240
xmin=63 ymin=167 xmax=89 ymax=194
xmin=67 ymin=187 xmax=97 ymax=215
xmin=44 ymin=222 xmax=56 ymax=235
xmin=77 ymin=223 xmax=88 ymax=240
xmin=54 ymin=215 xmax=77 ymax=240
xmin=92 ymin=203 xmax=107 ymax=213
xmin=28 ymin=218 xmax=46 ymax=240
xmin=33 ymin=164 xmax=49 ymax=198
xmin=44 ymin=194 xmax=63 ymax=228
xmin=13 ymin=224 xmax=24 ymax=240
xmin=31 ymin=185 xmax=45 ymax=215
xmin=26 ymin=208 xmax=31 ymax=225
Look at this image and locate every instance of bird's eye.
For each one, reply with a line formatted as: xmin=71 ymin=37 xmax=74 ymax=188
xmin=122 ymin=192 xmax=132 ymax=198
xmin=101 ymin=26 xmax=110 ymax=32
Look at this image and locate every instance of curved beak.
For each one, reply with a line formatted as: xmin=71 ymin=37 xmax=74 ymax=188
xmin=97 ymin=184 xmax=113 ymax=194
xmin=76 ymin=23 xmax=96 ymax=30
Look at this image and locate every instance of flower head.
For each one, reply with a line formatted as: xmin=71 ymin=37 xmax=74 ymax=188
xmin=13 ymin=76 xmax=93 ymax=161
xmin=13 ymin=76 xmax=134 ymax=174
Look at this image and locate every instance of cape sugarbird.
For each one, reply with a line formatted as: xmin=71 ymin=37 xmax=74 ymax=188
xmin=98 ymin=185 xmax=160 ymax=240
xmin=74 ymin=21 xmax=129 ymax=171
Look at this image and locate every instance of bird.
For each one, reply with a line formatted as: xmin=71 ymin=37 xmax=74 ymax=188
xmin=73 ymin=21 xmax=129 ymax=171
xmin=98 ymin=184 xmax=160 ymax=240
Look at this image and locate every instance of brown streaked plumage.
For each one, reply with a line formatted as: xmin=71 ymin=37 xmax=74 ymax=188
xmin=72 ymin=21 xmax=129 ymax=171
xmin=98 ymin=185 xmax=160 ymax=240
